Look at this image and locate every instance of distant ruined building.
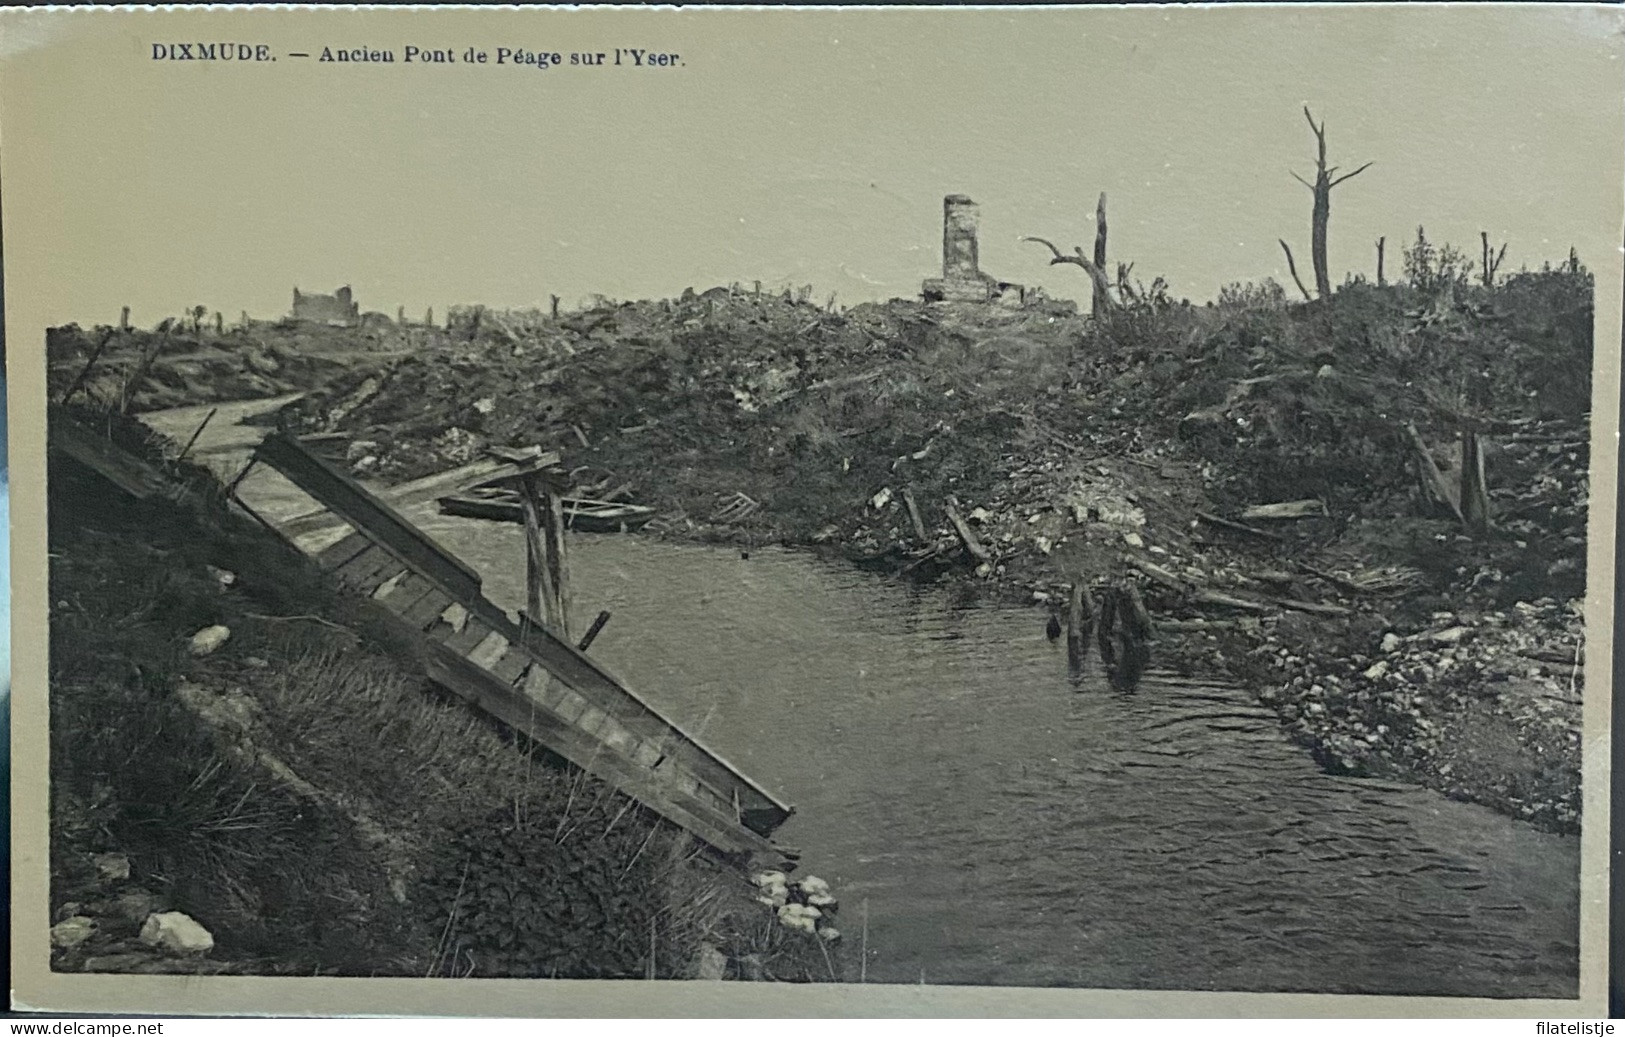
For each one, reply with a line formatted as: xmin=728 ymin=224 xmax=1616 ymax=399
xmin=291 ymin=285 xmax=360 ymax=326
xmin=921 ymin=194 xmax=1027 ymax=306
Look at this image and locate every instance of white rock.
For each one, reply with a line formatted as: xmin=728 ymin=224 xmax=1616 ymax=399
xmin=1380 ymin=633 xmax=1402 ymax=653
xmin=1430 ymin=626 xmax=1470 ymax=645
xmin=188 ymin=626 xmax=231 ymax=657
xmin=870 ymin=487 xmax=892 ymax=510
xmin=797 ymin=876 xmax=831 ymax=897
xmin=695 ymin=943 xmax=728 ymax=981
xmin=139 ymin=912 xmax=214 ymax=956
xmin=93 ymin=853 xmax=130 ymax=883
xmin=1122 ymin=532 xmax=1145 ymax=549
xmin=206 ymin=566 xmax=237 ymax=590
xmin=473 ymin=397 xmax=496 ymax=415
xmin=807 ymin=892 xmax=838 ymax=908
xmin=1363 ymin=661 xmax=1389 ymax=680
xmin=751 ymin=871 xmax=788 ymax=889
xmin=968 ymin=507 xmax=993 ymax=524
xmin=50 ymin=916 xmax=95 ymax=950
xmin=818 ymin=927 xmax=842 ymax=943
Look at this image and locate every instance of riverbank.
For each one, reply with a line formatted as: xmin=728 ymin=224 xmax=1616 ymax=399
xmin=283 ymin=260 xmax=1593 ymax=835
xmin=47 ymin=405 xmax=839 ymax=980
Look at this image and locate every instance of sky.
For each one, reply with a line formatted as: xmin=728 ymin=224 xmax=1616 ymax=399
xmin=2 ymin=4 xmax=1622 ymax=329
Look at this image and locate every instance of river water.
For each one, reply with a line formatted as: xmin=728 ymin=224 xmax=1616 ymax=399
xmin=147 ymin=398 xmax=1581 ymax=998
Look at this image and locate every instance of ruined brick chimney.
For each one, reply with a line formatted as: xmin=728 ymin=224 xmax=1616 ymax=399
xmin=923 ymin=194 xmax=1025 ymax=306
xmin=942 ymin=194 xmax=981 ymax=281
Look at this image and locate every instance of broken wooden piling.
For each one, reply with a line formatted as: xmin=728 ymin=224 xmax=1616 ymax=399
xmin=516 ymin=467 xmax=571 ymax=637
xmin=1066 ymin=581 xmax=1094 ymax=673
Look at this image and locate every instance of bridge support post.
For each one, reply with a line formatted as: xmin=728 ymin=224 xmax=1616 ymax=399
xmin=519 ymin=469 xmax=571 ymax=637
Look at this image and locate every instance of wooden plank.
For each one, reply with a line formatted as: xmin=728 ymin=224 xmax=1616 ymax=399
xmin=944 ymin=501 xmax=992 ymax=563
xmin=488 ymin=647 xmax=531 ymax=686
xmin=330 ymin=543 xmax=395 ymax=581
xmin=314 ymin=529 xmax=372 ymax=570
xmin=1239 ymin=499 xmax=1329 ymax=521
xmin=468 ymin=630 xmax=511 ymax=671
xmin=378 ymin=572 xmax=438 ymax=615
xmin=49 ymin=407 xmax=168 ymax=499
xmin=400 ymin=589 xmax=457 ymax=630
xmin=901 ymin=486 xmax=929 ymax=542
xmin=334 ymin=549 xmax=408 ymax=594
xmin=438 ymin=616 xmax=494 ymax=655
xmin=553 ymin=688 xmax=590 ymax=725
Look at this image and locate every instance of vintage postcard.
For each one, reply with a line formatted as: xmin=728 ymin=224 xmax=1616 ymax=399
xmin=4 ymin=2 xmax=1620 ymax=1018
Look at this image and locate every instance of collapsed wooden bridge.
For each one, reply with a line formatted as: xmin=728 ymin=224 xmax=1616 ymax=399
xmin=245 ymin=432 xmax=794 ymax=857
xmin=51 ymin=405 xmax=794 ymax=858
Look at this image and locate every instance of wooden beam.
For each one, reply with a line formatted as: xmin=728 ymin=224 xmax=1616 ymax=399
xmin=944 ymin=502 xmax=991 ymax=563
xmin=255 ymin=432 xmax=484 ymax=601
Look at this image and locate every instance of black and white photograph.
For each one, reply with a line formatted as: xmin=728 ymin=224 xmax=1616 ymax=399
xmin=6 ymin=3 xmax=1620 ymax=1016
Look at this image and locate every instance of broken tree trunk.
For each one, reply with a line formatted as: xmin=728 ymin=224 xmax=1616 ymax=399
xmin=1292 ymin=107 xmax=1372 ymax=299
xmin=1092 ymin=193 xmax=1109 ymax=316
xmin=1480 ymin=232 xmax=1508 ymax=288
xmin=1376 ymin=237 xmax=1386 ymax=286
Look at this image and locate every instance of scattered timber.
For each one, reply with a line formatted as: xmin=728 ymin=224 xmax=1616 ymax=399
xmin=438 ymin=487 xmax=657 ymax=533
xmin=945 ymin=501 xmax=992 ymax=563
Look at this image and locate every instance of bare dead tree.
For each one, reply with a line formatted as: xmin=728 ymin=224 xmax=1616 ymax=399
xmin=1290 ymin=107 xmax=1372 ymax=298
xmin=1093 ymin=193 xmax=1108 ymax=273
xmin=1025 ymin=193 xmax=1118 ymax=314
xmin=1024 ymin=236 xmax=1118 ymax=312
xmin=1278 ymin=239 xmax=1313 ymax=302
xmin=1480 ymin=232 xmax=1508 ymax=288
xmin=1375 ymin=237 xmax=1386 ymax=286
